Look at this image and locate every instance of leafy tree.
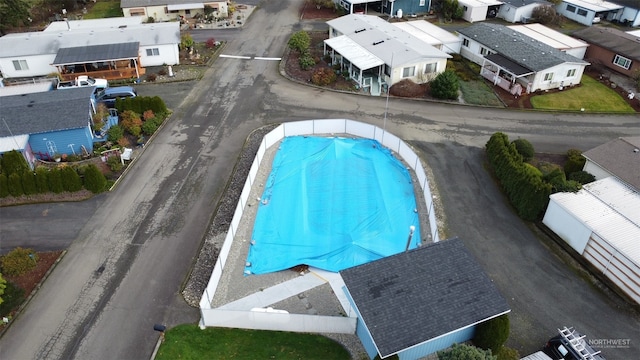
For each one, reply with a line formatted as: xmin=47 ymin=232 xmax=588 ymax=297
xmin=311 ymin=67 xmax=337 ymax=86
xmin=511 ymin=139 xmax=534 ymax=162
xmin=107 ymin=124 xmax=125 ymax=143
xmin=61 ymin=166 xmax=82 ymax=192
xmin=564 ymin=148 xmax=586 ymax=176
xmin=0 ymin=0 xmax=30 ymax=35
xmin=438 ymin=343 xmax=496 ymax=360
xmin=181 ymin=32 xmax=194 ymax=50
xmin=120 ymin=110 xmax=143 ymax=137
xmin=441 ymin=0 xmax=463 ymax=21
xmin=0 ymin=273 xmax=5 ymax=305
xmin=288 ymin=31 xmax=311 ymax=53
xmin=474 ymin=314 xmax=510 ymax=353
xmin=0 ymin=281 xmax=24 ymax=317
xmin=1 ymin=150 xmax=29 ymax=175
xmin=298 ymin=50 xmax=316 ymax=70
xmin=0 ymin=247 xmax=38 ymax=276
xmin=83 ymin=164 xmax=107 ymax=193
xmin=431 ymin=70 xmax=459 ymax=100
xmin=532 ymin=5 xmax=562 ymax=25
xmin=21 ymin=169 xmax=36 ymax=195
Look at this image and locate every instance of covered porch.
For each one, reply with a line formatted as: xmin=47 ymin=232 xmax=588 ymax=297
xmin=324 ymin=35 xmax=385 ymax=96
xmin=481 ymin=53 xmax=534 ymax=96
xmin=53 ymin=42 xmax=145 ymax=81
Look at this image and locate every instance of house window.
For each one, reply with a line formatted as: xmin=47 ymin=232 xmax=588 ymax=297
xmin=544 ymin=72 xmax=553 ymax=81
xmin=402 ymin=66 xmax=415 ymax=78
xmin=12 ymin=59 xmax=28 ymax=71
xmin=185 ymin=9 xmax=191 ymax=15
xmin=566 ymin=69 xmax=576 ymax=77
xmin=462 ymin=38 xmax=469 ymax=47
xmin=463 ymin=6 xmax=468 ymax=11
xmin=577 ymin=9 xmax=587 ymax=17
xmin=419 ymin=0 xmax=426 ymax=6
xmin=613 ymin=54 xmax=632 ymax=70
xmin=480 ymin=47 xmax=490 ymax=56
xmin=566 ymin=5 xmax=576 ymax=13
xmin=424 ymin=63 xmax=436 ymax=74
xmin=146 ymin=48 xmax=160 ymax=56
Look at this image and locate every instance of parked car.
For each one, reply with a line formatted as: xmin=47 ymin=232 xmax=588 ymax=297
xmin=543 ymin=327 xmax=605 ymax=360
xmin=58 ymin=75 xmax=108 ymax=93
xmin=95 ymin=86 xmax=137 ymax=108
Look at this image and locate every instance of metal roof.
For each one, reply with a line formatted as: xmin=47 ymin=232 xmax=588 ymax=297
xmin=0 ymin=134 xmax=29 ymax=153
xmin=573 ymin=26 xmax=640 ymax=60
xmin=0 ymin=22 xmax=180 ymax=58
xmin=582 ymin=136 xmax=640 ymax=190
xmin=500 ymin=0 xmax=547 ymax=7
xmin=121 ymin=0 xmax=215 ymax=6
xmin=549 ymin=177 xmax=640 ymax=266
xmin=485 ymin=53 xmax=534 ymax=76
xmin=508 ymin=23 xmax=588 ymax=51
xmin=562 ymin=0 xmax=623 ymax=12
xmin=340 ymin=237 xmax=510 ymax=358
xmin=458 ymin=0 xmax=503 ymax=6
xmin=326 ymin=15 xmax=449 ymax=67
xmin=458 ymin=23 xmax=588 ymax=71
xmin=53 ymin=42 xmax=140 ymax=65
xmin=0 ymin=87 xmax=94 ymax=137
xmin=392 ymin=20 xmax=461 ymax=47
xmin=324 ymin=36 xmax=384 ymax=70
xmin=43 ymin=17 xmax=143 ymax=32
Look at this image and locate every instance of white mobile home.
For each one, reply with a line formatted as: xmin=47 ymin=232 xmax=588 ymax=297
xmin=497 ymin=0 xmax=551 ymax=23
xmin=392 ymin=20 xmax=462 ymax=54
xmin=458 ymin=0 xmax=503 ymax=23
xmin=508 ymin=23 xmax=589 ymax=59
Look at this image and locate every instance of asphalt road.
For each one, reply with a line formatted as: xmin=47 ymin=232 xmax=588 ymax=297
xmin=1 ymin=0 xmax=639 ymax=359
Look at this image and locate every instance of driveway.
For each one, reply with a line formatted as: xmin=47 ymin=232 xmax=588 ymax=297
xmin=0 ymin=0 xmax=638 ymax=359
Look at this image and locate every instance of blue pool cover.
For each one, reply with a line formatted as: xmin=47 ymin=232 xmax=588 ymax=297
xmin=245 ymin=136 xmax=421 ymax=275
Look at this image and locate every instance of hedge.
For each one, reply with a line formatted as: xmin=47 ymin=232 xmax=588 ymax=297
xmin=0 ymin=247 xmax=38 ymax=276
xmin=0 ymin=150 xmax=29 ymax=176
xmin=83 ymin=164 xmax=107 ymax=193
xmin=21 ymin=169 xmax=37 ymax=195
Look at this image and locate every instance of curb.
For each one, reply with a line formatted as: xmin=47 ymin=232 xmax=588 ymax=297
xmin=0 ymin=250 xmax=67 ymax=339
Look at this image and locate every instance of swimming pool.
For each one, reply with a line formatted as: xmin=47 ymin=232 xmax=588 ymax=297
xmin=245 ymin=136 xmax=421 ymax=275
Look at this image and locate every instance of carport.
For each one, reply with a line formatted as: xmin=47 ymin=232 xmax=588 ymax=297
xmin=53 ymin=42 xmax=144 ymax=81
xmin=481 ymin=53 xmax=535 ymax=95
xmin=324 ymin=35 xmax=385 ymax=95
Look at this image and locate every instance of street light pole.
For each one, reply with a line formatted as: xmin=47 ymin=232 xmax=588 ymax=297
xmin=405 ymin=225 xmax=416 ymax=252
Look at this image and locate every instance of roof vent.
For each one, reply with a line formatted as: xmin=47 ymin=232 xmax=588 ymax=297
xmin=373 ymin=40 xmax=384 ymax=45
xmin=355 ymin=28 xmax=366 ymax=33
xmin=118 ymin=25 xmax=127 ymax=29
xmin=634 ymin=148 xmax=639 ymax=153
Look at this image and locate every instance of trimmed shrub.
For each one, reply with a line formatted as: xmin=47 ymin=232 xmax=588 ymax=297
xmin=0 ymin=247 xmax=38 ymax=276
xmin=0 ymin=173 xmax=8 ymax=197
xmin=107 ymin=156 xmax=123 ymax=172
xmin=61 ymin=166 xmax=83 ymax=192
xmin=8 ymin=173 xmax=23 ymax=197
xmin=146 ymin=73 xmax=157 ymax=82
xmin=21 ymin=170 xmax=37 ymax=195
xmin=495 ymin=346 xmax=520 ymax=360
xmin=1 ymin=150 xmax=29 ymax=175
xmin=35 ymin=167 xmax=50 ymax=193
xmin=511 ymin=139 xmax=534 ymax=162
xmin=564 ymin=148 xmax=585 ymax=176
xmin=142 ymin=118 xmax=160 ymax=136
xmin=288 ymin=31 xmax=311 ymax=53
xmin=83 ymin=164 xmax=107 ymax=193
xmin=298 ymin=51 xmax=315 ymax=70
xmin=120 ymin=110 xmax=143 ymax=137
xmin=0 ymin=282 xmax=25 ymax=317
xmin=48 ymin=167 xmax=64 ymax=194
xmin=205 ymin=37 xmax=216 ymax=49
xmin=311 ymin=67 xmax=337 ymax=86
xmin=568 ymin=170 xmax=596 ymax=185
xmin=107 ymin=124 xmax=125 ymax=143
xmin=438 ymin=343 xmax=496 ymax=360
xmin=430 ymin=70 xmax=460 ymax=100
xmin=474 ymin=314 xmax=510 ymax=353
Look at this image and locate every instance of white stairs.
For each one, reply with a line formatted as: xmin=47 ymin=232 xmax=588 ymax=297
xmin=558 ymin=327 xmax=602 ymax=360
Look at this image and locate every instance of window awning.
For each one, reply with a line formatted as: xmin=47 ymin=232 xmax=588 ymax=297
xmin=485 ymin=53 xmax=534 ymax=77
xmin=325 ymin=35 xmax=384 ymax=71
xmin=129 ymin=8 xmax=145 ymax=15
xmin=52 ymin=42 xmax=140 ymax=65
xmin=167 ymin=3 xmax=204 ymax=11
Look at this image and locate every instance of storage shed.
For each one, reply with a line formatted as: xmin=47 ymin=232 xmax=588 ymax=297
xmin=543 ymin=177 xmax=640 ymax=304
xmin=340 ymin=237 xmax=511 ymax=360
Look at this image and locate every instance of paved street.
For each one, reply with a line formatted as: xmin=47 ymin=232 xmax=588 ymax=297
xmin=0 ymin=0 xmax=639 ymax=359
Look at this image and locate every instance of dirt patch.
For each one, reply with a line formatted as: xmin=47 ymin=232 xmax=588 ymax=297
xmin=300 ymin=2 xmax=342 ymax=20
xmin=0 ymin=251 xmax=64 ymax=333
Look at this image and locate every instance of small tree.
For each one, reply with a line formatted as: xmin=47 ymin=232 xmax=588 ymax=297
xmin=288 ymin=30 xmax=311 ymax=53
xmin=438 ymin=343 xmax=496 ymax=360
xmin=0 ymin=273 xmax=6 ymax=306
xmin=35 ymin=167 xmax=50 ymax=193
xmin=120 ymin=110 xmax=143 ymax=137
xmin=48 ymin=167 xmax=64 ymax=194
xmin=532 ymin=5 xmax=562 ymax=25
xmin=1 ymin=150 xmax=29 ymax=175
xmin=474 ymin=314 xmax=510 ymax=353
xmin=311 ymin=67 xmax=337 ymax=86
xmin=61 ymin=166 xmax=82 ymax=192
xmin=441 ymin=0 xmax=464 ymax=21
xmin=7 ymin=172 xmax=23 ymax=197
xmin=107 ymin=124 xmax=125 ymax=143
xmin=431 ymin=70 xmax=460 ymax=100
xmin=0 ymin=247 xmax=38 ymax=276
xmin=83 ymin=164 xmax=107 ymax=193
xmin=180 ymin=32 xmax=194 ymax=51
xmin=511 ymin=139 xmax=534 ymax=162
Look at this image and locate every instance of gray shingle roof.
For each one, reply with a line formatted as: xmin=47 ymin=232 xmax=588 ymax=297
xmin=53 ymin=42 xmax=140 ymax=65
xmin=340 ymin=237 xmax=510 ymax=358
xmin=501 ymin=0 xmax=548 ymax=7
xmin=458 ymin=23 xmax=588 ymax=71
xmin=0 ymin=87 xmax=94 ymax=137
xmin=582 ymin=137 xmax=640 ymax=190
xmin=573 ymin=26 xmax=640 ymax=60
xmin=121 ymin=0 xmax=206 ymax=7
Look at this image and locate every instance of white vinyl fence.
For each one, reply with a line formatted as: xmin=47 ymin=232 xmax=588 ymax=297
xmin=199 ymin=119 xmax=440 ymax=331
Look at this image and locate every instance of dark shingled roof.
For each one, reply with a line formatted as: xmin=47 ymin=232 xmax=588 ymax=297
xmin=582 ymin=137 xmax=640 ymax=190
xmin=485 ymin=53 xmax=534 ymax=76
xmin=52 ymin=42 xmax=140 ymax=65
xmin=608 ymin=0 xmax=640 ymax=9
xmin=572 ymin=26 xmax=640 ymax=60
xmin=340 ymin=237 xmax=511 ymax=358
xmin=0 ymin=87 xmax=94 ymax=137
xmin=458 ymin=23 xmax=588 ymax=71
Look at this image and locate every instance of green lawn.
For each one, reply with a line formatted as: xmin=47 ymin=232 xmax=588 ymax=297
xmin=530 ymin=75 xmax=635 ymax=113
xmin=83 ymin=0 xmax=122 ymax=19
xmin=155 ymin=325 xmax=351 ymax=360
xmin=459 ymin=80 xmax=503 ymax=107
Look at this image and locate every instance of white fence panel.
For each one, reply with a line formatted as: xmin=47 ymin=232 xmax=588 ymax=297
xmin=346 ymin=120 xmax=376 ymax=139
xmin=283 ymin=121 xmax=314 ymax=136
xmin=312 ymin=118 xmax=347 ymax=134
xmin=264 ymin=125 xmax=284 ymax=148
xmin=398 ymin=140 xmax=417 ymax=169
xmin=381 ymin=131 xmax=402 ymax=153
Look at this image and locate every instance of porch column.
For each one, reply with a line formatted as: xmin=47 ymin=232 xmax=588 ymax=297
xmin=134 ymin=59 xmax=140 ymax=79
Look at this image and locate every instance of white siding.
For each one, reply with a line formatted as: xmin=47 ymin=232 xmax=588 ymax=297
xmin=0 ymin=55 xmax=57 ymax=78
xmin=543 ymin=199 xmax=592 ymax=254
xmin=583 ymin=160 xmax=614 ymax=180
xmin=139 ymin=44 xmax=180 ymax=66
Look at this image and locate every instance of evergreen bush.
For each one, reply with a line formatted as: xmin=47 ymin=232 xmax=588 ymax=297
xmin=0 ymin=282 xmax=25 ymax=317
xmin=107 ymin=125 xmax=125 ymax=143
xmin=21 ymin=170 xmax=37 ymax=195
xmin=474 ymin=314 xmax=510 ymax=353
xmin=299 ymin=50 xmax=316 ymax=70
xmin=438 ymin=343 xmax=496 ymax=360
xmin=0 ymin=150 xmax=29 ymax=175
xmin=0 ymin=173 xmax=8 ymax=197
xmin=564 ymin=148 xmax=585 ymax=176
xmin=568 ymin=170 xmax=595 ymax=185
xmin=48 ymin=167 xmax=64 ymax=194
xmin=8 ymin=173 xmax=23 ymax=197
xmin=0 ymin=247 xmax=38 ymax=276
xmin=61 ymin=166 xmax=83 ymax=192
xmin=311 ymin=67 xmax=337 ymax=86
xmin=431 ymin=70 xmax=460 ymax=100
xmin=35 ymin=167 xmax=50 ymax=193
xmin=288 ymin=31 xmax=311 ymax=53
xmin=511 ymin=139 xmax=534 ymax=162
xmin=83 ymin=164 xmax=107 ymax=193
